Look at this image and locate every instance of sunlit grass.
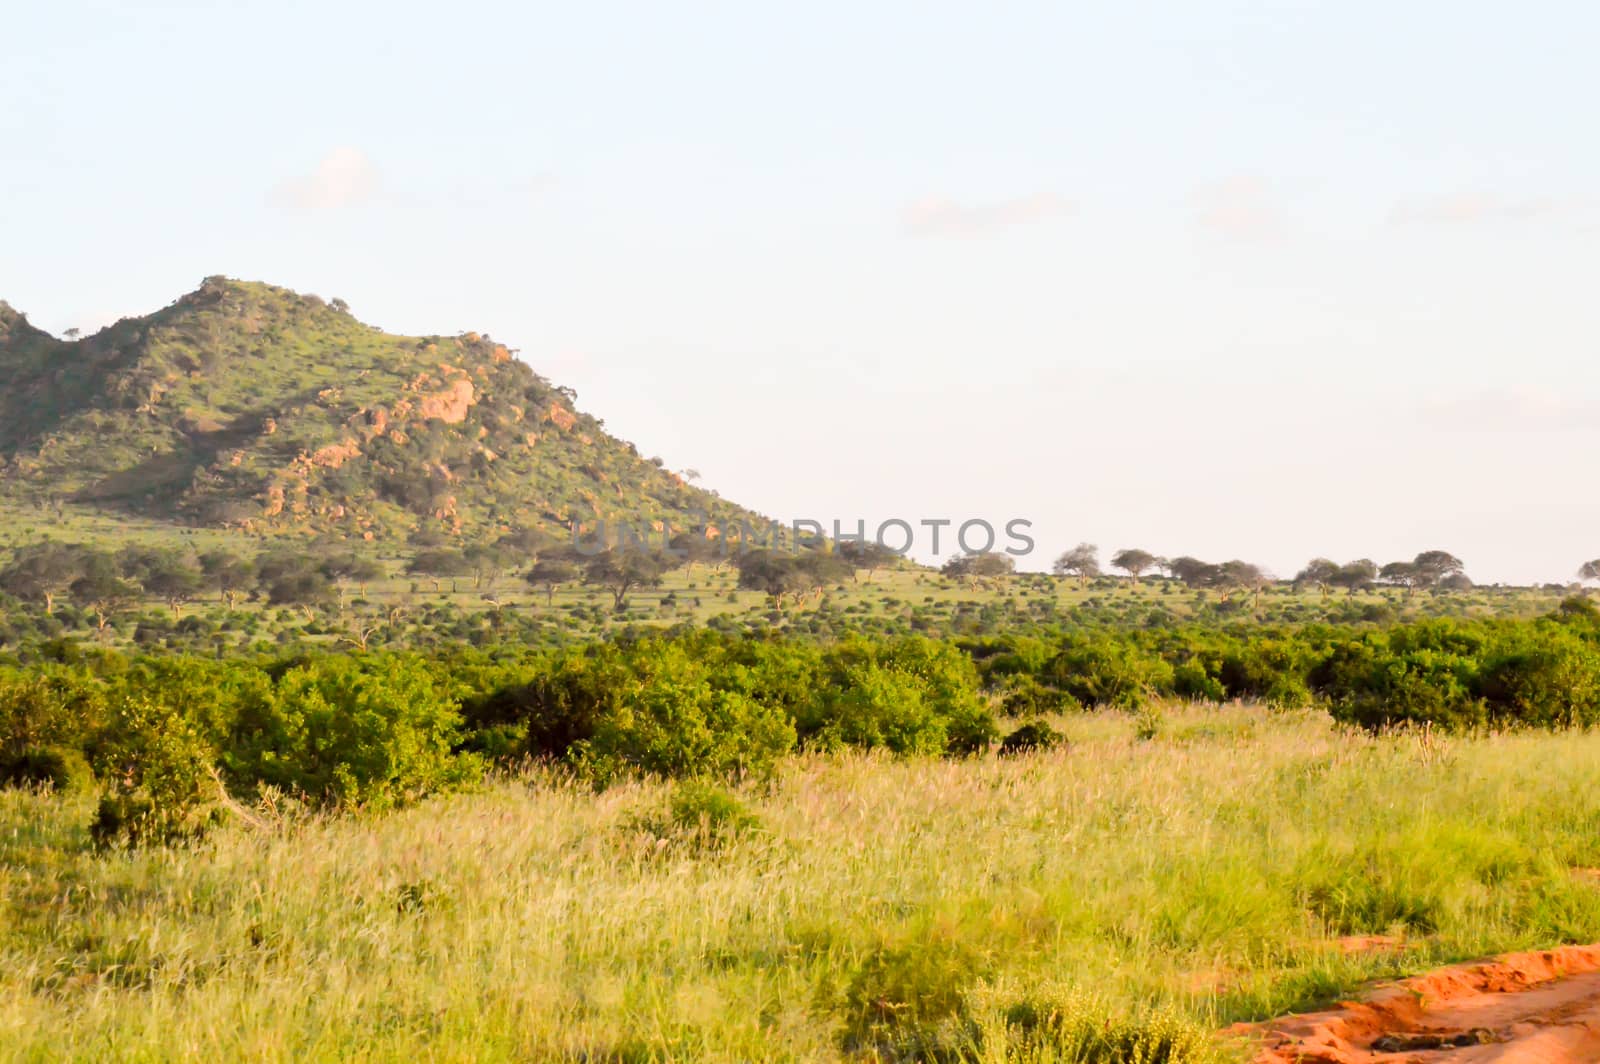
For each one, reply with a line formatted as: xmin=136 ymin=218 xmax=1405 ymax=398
xmin=3 ymin=706 xmax=1600 ymax=1061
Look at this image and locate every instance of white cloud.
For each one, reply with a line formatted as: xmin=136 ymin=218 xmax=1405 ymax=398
xmin=1194 ymin=176 xmax=1283 ymax=241
xmin=270 ymin=147 xmax=379 ymax=209
xmin=1422 ymin=388 xmax=1600 ymax=432
xmin=901 ymin=192 xmax=1073 ymax=236
xmin=1390 ymin=193 xmax=1562 ymax=225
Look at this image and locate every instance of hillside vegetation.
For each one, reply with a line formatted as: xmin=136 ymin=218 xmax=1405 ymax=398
xmin=0 ymin=278 xmax=757 ymax=544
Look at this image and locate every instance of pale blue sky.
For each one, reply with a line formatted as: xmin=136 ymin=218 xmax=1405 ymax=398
xmin=3 ymin=2 xmax=1598 ymax=583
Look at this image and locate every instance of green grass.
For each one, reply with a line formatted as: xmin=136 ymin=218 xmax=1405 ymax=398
xmin=4 ymin=706 xmax=1600 ymax=1061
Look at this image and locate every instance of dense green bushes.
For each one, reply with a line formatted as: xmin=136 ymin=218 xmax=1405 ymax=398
xmin=6 ymin=602 xmax=1600 ymax=845
xmin=226 ymin=656 xmax=477 ymax=808
xmin=802 ymin=637 xmax=993 ymax=755
xmin=1314 ymin=612 xmax=1600 ymax=731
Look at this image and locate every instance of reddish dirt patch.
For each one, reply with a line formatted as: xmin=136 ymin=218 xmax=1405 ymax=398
xmin=1233 ymin=944 xmax=1600 ymax=1062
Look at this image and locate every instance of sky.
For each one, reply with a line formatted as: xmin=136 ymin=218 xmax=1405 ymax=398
xmin=2 ymin=1 xmax=1598 ymax=585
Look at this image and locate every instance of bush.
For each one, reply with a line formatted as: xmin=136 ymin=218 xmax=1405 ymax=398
xmin=667 ymin=781 xmax=761 ymax=839
xmin=625 ymin=780 xmax=766 ymax=855
xmin=89 ymin=694 xmax=219 ymax=847
xmin=1171 ymin=659 xmax=1226 ymax=703
xmin=978 ymin=991 xmax=1223 ymax=1063
xmin=1046 ymin=638 xmax=1174 ymax=710
xmin=837 ymin=937 xmax=985 ymax=1057
xmin=801 ymin=637 xmax=988 ymax=755
xmin=226 ymin=655 xmax=480 ymax=808
xmin=580 ymin=678 xmax=794 ymax=784
xmin=805 ymin=663 xmax=948 ymax=754
xmin=1472 ymin=623 xmax=1600 ymax=729
xmin=998 ymin=720 xmax=1064 ymax=757
xmin=0 ymin=744 xmax=93 ymax=792
xmin=944 ymin=703 xmax=1000 ymax=757
xmin=1318 ymin=624 xmax=1484 ymax=731
xmin=466 ymin=654 xmax=617 ymax=760
xmin=1218 ymin=637 xmax=1313 ymax=707
xmin=995 ymin=674 xmax=1081 ymax=717
xmin=0 ymin=668 xmax=107 ymax=759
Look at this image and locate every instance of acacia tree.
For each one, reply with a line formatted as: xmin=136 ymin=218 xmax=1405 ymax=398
xmin=793 ymin=550 xmax=854 ymax=601
xmin=585 ymin=548 xmax=672 ymax=611
xmin=495 ymin=527 xmax=555 ymax=561
xmin=1332 ymin=559 xmax=1378 ymax=595
xmin=735 ymin=550 xmax=812 ymax=608
xmin=137 ymin=552 xmax=203 ymax=618
xmin=837 ymin=540 xmax=899 ymax=583
xmin=525 ymin=554 xmax=580 ymax=606
xmin=407 ymin=549 xmax=474 ymax=593
xmin=1412 ymin=550 xmax=1465 ymax=590
xmin=1217 ymin=560 xmax=1271 ymax=606
xmin=1379 ymin=561 xmax=1420 ymax=596
xmin=199 ymin=551 xmax=256 ymax=608
xmin=1110 ymin=549 xmax=1159 ymax=585
xmin=321 ymin=553 xmax=385 ymax=611
xmin=1382 ymin=551 xmax=1465 ymax=596
xmin=942 ymin=550 xmax=1016 ymax=588
xmin=1052 ymin=543 xmax=1101 ymax=588
xmin=69 ymin=563 xmax=137 ymax=640
xmin=257 ymin=550 xmax=337 ymax=609
xmin=1294 ymin=558 xmax=1340 ymax=597
xmin=1580 ymin=560 xmax=1600 ymax=586
xmin=0 ymin=542 xmax=85 ymax=612
xmin=667 ymin=530 xmax=721 ymax=571
xmin=1167 ymin=556 xmax=1221 ymax=589
xmin=463 ymin=543 xmax=513 ymax=591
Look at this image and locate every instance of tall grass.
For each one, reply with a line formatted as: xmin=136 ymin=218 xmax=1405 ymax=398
xmin=3 ymin=706 xmax=1600 ymax=1061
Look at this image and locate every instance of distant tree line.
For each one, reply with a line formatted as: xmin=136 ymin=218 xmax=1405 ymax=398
xmin=1036 ymin=544 xmax=1480 ymax=599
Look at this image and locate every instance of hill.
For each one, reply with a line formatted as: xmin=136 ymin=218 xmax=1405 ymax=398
xmin=0 ymin=277 xmax=760 ymax=546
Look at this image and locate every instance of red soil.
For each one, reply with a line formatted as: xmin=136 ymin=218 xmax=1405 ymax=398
xmin=1233 ymin=944 xmax=1600 ymax=1062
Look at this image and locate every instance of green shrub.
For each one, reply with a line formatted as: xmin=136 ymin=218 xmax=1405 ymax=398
xmin=226 ymin=655 xmax=480 ymax=808
xmin=1318 ymin=625 xmax=1484 ymax=731
xmin=805 ymin=663 xmax=947 ymax=754
xmin=1046 ymin=638 xmax=1173 ymax=710
xmin=89 ymin=694 xmax=219 ymax=847
xmin=0 ymin=667 xmax=107 ymax=758
xmin=1134 ymin=705 xmax=1166 ymax=742
xmin=667 ymin=781 xmax=761 ymax=839
xmin=1317 ymin=615 xmax=1600 ymax=732
xmin=578 ymin=675 xmax=794 ymax=784
xmin=802 ymin=637 xmax=987 ymax=755
xmin=625 ymin=780 xmax=767 ymax=855
xmin=837 ymin=937 xmax=985 ymax=1057
xmin=944 ymin=703 xmax=1000 ymax=757
xmin=1472 ymin=623 xmax=1600 ymax=729
xmin=1171 ymin=660 xmax=1226 ymax=703
xmin=995 ymin=674 xmax=1081 ymax=717
xmin=0 ymin=744 xmax=93 ymax=792
xmin=979 ymin=992 xmax=1223 ymax=1063
xmin=998 ymin=720 xmax=1064 ymax=757
xmin=1218 ymin=638 xmax=1313 ymax=707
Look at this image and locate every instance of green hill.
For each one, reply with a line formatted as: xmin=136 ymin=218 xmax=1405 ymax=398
xmin=0 ymin=277 xmax=759 ymax=545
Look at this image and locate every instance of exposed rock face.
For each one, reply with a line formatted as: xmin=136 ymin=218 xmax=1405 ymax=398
xmin=310 ymin=438 xmax=363 ymax=469
xmin=544 ymin=403 xmax=578 ymax=431
xmin=417 ymin=377 xmax=476 ymax=423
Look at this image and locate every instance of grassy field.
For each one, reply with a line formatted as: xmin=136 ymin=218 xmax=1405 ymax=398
xmin=4 ymin=706 xmax=1600 ymax=1062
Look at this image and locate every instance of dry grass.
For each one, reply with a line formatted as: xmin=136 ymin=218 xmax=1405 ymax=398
xmin=4 ymin=707 xmax=1600 ymax=1061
